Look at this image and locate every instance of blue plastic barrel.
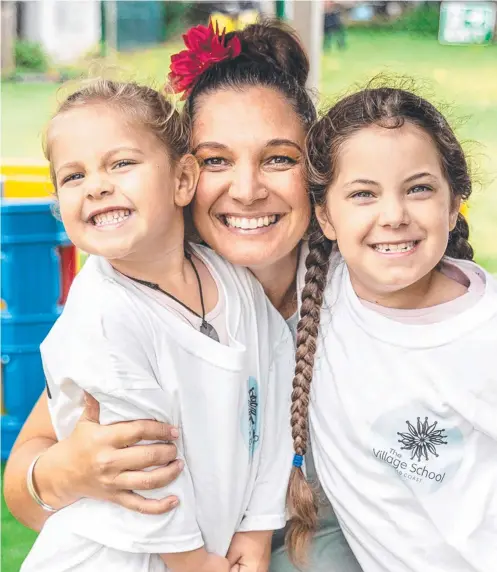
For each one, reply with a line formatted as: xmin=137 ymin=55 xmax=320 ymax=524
xmin=1 ymin=198 xmax=72 ymax=459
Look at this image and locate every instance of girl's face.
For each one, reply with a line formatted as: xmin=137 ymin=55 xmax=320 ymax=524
xmin=316 ymin=122 xmax=460 ymax=301
xmin=49 ymin=104 xmax=197 ymax=262
xmin=191 ymin=86 xmax=311 ymax=270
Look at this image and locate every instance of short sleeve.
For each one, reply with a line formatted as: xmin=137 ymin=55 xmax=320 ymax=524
xmin=41 ymin=283 xmax=204 ymax=554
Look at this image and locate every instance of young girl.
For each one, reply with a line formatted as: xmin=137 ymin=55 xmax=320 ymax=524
xmin=20 ymin=79 xmax=294 ymax=572
xmin=286 ymin=86 xmax=497 ymax=571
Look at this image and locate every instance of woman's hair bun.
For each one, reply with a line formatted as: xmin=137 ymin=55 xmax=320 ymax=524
xmin=234 ymin=21 xmax=309 ymax=88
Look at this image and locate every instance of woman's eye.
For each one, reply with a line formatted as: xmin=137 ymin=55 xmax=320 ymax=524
xmin=62 ymin=173 xmax=84 ymax=185
xmin=266 ymin=155 xmax=296 ymax=166
xmin=202 ymin=157 xmax=228 ymax=166
xmin=200 ymin=157 xmax=229 ymax=170
xmin=408 ymin=184 xmax=432 ymax=194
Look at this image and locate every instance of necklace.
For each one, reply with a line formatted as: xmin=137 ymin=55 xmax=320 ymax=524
xmin=125 ymin=250 xmax=220 ymax=342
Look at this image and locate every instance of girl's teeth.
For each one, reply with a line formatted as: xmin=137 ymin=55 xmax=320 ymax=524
xmin=225 ymin=215 xmax=278 ymax=230
xmin=374 ymin=241 xmax=416 ymax=253
xmin=92 ymin=209 xmax=131 ymax=226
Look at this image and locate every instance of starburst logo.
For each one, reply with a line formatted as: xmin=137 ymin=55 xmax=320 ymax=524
xmin=397 ymin=417 xmax=448 ymax=462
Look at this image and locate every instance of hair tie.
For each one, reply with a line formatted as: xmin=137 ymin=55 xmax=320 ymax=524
xmin=168 ymin=18 xmax=242 ymax=100
xmin=292 ymin=454 xmax=304 ymax=468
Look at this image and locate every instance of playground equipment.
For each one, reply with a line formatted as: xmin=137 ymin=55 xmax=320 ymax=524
xmin=0 ymin=160 xmax=53 ymax=199
xmin=1 ymin=198 xmax=76 ymax=460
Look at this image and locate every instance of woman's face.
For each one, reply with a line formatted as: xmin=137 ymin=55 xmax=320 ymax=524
xmin=191 ymin=86 xmax=311 ymax=270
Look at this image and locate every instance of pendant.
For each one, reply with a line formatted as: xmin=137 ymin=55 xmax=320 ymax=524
xmin=200 ymin=320 xmax=220 ymax=342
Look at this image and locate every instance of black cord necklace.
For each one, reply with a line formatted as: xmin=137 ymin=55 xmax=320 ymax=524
xmin=124 ymin=250 xmax=220 ymax=342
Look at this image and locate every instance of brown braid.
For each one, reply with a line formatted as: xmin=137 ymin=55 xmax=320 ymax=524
xmin=446 ymin=213 xmax=474 ymax=261
xmin=286 ymin=234 xmax=333 ymax=566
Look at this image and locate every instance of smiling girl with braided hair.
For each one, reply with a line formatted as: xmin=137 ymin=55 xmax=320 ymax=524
xmin=287 ymin=86 xmax=497 ymax=572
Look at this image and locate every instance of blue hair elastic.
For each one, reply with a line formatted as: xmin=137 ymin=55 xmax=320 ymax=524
xmin=292 ymin=454 xmax=304 ymax=468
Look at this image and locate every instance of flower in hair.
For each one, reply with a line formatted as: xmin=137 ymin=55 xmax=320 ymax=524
xmin=168 ymin=19 xmax=242 ymax=99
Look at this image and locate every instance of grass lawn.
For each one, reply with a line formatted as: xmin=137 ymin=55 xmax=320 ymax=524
xmin=1 ymin=28 xmax=497 ymax=569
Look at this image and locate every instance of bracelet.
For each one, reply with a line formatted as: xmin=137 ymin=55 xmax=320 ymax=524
xmin=26 ymin=452 xmax=58 ymax=513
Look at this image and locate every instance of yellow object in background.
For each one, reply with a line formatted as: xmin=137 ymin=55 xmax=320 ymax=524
xmin=76 ymin=250 xmax=89 ymax=272
xmin=237 ymin=9 xmax=259 ymax=29
xmin=211 ymin=13 xmax=237 ymax=33
xmin=460 ymin=203 xmax=469 ymax=219
xmin=211 ymin=9 xmax=259 ymax=34
xmin=1 ymin=160 xmax=50 ymax=179
xmin=1 ymin=161 xmax=53 ymax=198
xmin=2 ymin=175 xmax=54 ymax=199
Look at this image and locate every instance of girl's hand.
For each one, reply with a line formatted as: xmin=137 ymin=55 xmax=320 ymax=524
xmin=227 ymin=531 xmax=272 ymax=572
xmin=35 ymin=393 xmax=184 ymax=514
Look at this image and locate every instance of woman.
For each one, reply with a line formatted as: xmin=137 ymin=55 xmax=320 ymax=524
xmin=4 ymin=21 xmax=361 ymax=572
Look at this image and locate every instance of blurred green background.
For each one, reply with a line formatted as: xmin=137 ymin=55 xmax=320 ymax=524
xmin=1 ymin=2 xmax=497 ymax=570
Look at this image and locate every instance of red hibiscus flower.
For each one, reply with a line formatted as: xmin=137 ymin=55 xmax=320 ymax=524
xmin=168 ymin=19 xmax=242 ymax=99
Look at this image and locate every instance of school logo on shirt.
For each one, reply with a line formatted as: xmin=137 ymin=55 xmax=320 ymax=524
xmin=371 ymin=407 xmax=464 ymax=493
xmin=242 ymin=376 xmax=260 ymax=458
xmin=397 ymin=417 xmax=448 ymax=461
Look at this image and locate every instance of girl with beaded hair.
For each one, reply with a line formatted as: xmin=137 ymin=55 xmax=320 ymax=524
xmin=286 ymin=85 xmax=497 ymax=572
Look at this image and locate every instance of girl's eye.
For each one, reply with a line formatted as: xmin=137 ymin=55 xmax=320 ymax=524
xmin=408 ymin=184 xmax=432 ymax=194
xmin=113 ymin=160 xmax=135 ymax=169
xmin=350 ymin=190 xmax=374 ymax=199
xmin=266 ymin=155 xmax=296 ymax=166
xmin=62 ymin=173 xmax=84 ymax=185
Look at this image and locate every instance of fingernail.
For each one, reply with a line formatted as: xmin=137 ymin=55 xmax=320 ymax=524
xmin=170 ymin=499 xmax=179 ymax=508
xmin=171 ymin=427 xmax=179 ymax=439
xmin=177 ymin=460 xmax=185 ymax=470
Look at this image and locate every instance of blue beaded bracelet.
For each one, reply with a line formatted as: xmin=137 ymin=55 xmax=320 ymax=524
xmin=292 ymin=454 xmax=304 ymax=468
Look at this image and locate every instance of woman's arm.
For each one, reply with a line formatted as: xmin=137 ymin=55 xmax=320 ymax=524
xmin=3 ymin=390 xmax=183 ymax=532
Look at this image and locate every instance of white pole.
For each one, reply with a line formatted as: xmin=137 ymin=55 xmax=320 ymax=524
xmin=289 ymin=0 xmax=324 ymax=92
xmin=0 ymin=1 xmax=16 ymax=72
xmin=259 ymin=0 xmax=276 ymax=18
xmin=104 ymin=0 xmax=118 ymax=60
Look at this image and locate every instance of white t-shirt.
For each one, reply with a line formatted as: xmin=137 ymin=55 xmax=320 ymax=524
xmin=301 ymin=254 xmax=497 ymax=572
xmin=131 ymin=271 xmax=229 ymax=345
xmin=39 ymin=244 xmax=294 ymax=558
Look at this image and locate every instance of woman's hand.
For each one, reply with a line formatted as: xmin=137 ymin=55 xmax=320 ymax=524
xmin=4 ymin=390 xmax=185 ymax=531
xmin=35 ymin=393 xmax=184 ymax=513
